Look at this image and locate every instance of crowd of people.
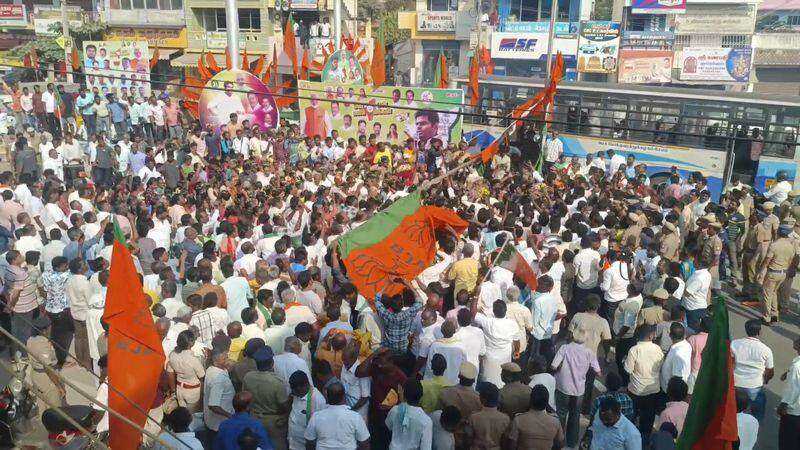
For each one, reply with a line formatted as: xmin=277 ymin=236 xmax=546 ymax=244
xmin=1 ymin=81 xmax=800 ymax=450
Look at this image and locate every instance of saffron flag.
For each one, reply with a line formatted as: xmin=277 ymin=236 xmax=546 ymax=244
xmin=511 ymin=52 xmax=564 ymax=128
xmin=371 ymin=22 xmax=386 ymax=87
xmin=71 ymin=46 xmax=80 ymax=71
xmin=149 ymin=47 xmax=159 ymax=69
xmin=434 ymin=50 xmax=449 ymax=89
xmin=472 ymin=133 xmax=503 ymax=164
xmin=102 ymin=222 xmax=166 ymax=450
xmin=198 ymin=55 xmax=213 ymax=79
xmin=284 ymin=14 xmax=298 ymax=76
xmin=206 ymin=51 xmax=220 ymax=72
xmin=676 ymin=297 xmax=738 ymax=449
xmin=337 ymin=191 xmax=468 ymax=300
xmin=469 ymin=54 xmax=480 ymax=107
xmin=253 ymin=54 xmax=266 ymax=77
xmin=494 ymin=241 xmax=538 ymax=290
xmin=300 ymin=47 xmax=310 ymax=81
xmin=479 ymin=47 xmax=494 ymax=75
xmin=241 ymin=48 xmax=250 ymax=71
xmin=225 ymin=48 xmax=232 ymax=70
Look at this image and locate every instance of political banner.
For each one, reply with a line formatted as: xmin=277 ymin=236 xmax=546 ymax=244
xmin=631 ymin=0 xmax=686 ymax=14
xmin=320 ymin=50 xmax=365 ymax=85
xmin=83 ymin=40 xmax=151 ymax=98
xmin=199 ymin=69 xmax=279 ymax=133
xmin=618 ymin=50 xmax=674 ymax=83
xmin=298 ymin=80 xmax=463 ymax=148
xmin=577 ymin=21 xmax=620 ymax=73
xmin=678 ymin=47 xmax=752 ymax=82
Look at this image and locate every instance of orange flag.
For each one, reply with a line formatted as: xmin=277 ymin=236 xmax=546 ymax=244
xmin=149 ymin=47 xmax=160 ymax=69
xmin=23 ymin=53 xmax=32 ymax=69
xmin=253 ymin=54 xmax=266 ymax=76
xmin=272 ymin=43 xmax=278 ymax=78
xmin=283 ymin=14 xmax=298 ymax=76
xmin=206 ymin=52 xmax=220 ymax=72
xmin=371 ymin=23 xmax=386 ymax=87
xmin=479 ymin=47 xmax=494 ymax=75
xmin=469 ymin=54 xmax=479 ymax=107
xmin=241 ymin=48 xmax=250 ymax=71
xmin=225 ymin=48 xmax=232 ymax=70
xmin=474 ymin=138 xmax=499 ymax=164
xmin=70 ymin=46 xmax=80 ymax=71
xmin=438 ymin=51 xmax=449 ymax=89
xmin=103 ymin=224 xmax=165 ymax=450
xmin=300 ymin=47 xmax=310 ymax=81
xmin=198 ymin=55 xmax=213 ymax=79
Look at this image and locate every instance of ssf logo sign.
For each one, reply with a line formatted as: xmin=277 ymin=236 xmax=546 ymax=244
xmin=498 ymin=38 xmax=539 ymax=52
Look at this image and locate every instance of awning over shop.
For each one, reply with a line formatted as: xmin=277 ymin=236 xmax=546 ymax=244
xmin=158 ymin=48 xmax=182 ymax=61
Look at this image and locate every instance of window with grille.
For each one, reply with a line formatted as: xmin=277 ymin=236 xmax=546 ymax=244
xmin=238 ymin=9 xmax=261 ymax=32
xmin=198 ymin=8 xmax=227 ymax=31
xmin=788 ymin=15 xmax=800 ymax=25
xmin=427 ymin=0 xmax=457 ymax=11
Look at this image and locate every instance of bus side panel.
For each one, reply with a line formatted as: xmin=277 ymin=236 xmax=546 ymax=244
xmin=754 ymin=157 xmax=798 ymax=194
xmin=559 ymin=134 xmax=726 ymax=198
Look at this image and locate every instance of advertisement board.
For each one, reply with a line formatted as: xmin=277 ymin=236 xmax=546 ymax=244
xmin=106 ymin=27 xmax=188 ymax=48
xmin=298 ymin=80 xmax=463 ymax=148
xmin=320 ymin=50 xmax=365 ymax=85
xmin=621 ymin=31 xmax=674 ymax=49
xmin=290 ymin=0 xmax=319 ymax=10
xmin=200 ymin=69 xmax=279 ymax=133
xmin=631 ymin=0 xmax=686 ymax=14
xmin=501 ymin=22 xmax=579 ymax=37
xmin=674 ymin=9 xmax=755 ymax=34
xmin=678 ymin=47 xmax=752 ymax=82
xmin=83 ymin=40 xmax=151 ymax=98
xmin=490 ymin=32 xmax=579 ymax=61
xmin=0 ymin=5 xmax=26 ymax=28
xmin=618 ymin=50 xmax=674 ymax=84
xmin=577 ymin=21 xmax=621 ymax=73
xmin=417 ymin=11 xmax=456 ymax=33
xmin=33 ymin=6 xmax=83 ymax=36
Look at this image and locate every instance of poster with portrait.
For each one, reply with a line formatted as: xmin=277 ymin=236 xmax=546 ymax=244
xmin=577 ymin=21 xmax=620 ymax=74
xmin=320 ymin=50 xmax=365 ymax=85
xmin=199 ymin=69 xmax=279 ymax=133
xmin=82 ymin=40 xmax=151 ymax=98
xmin=678 ymin=48 xmax=752 ymax=82
xmin=298 ymin=80 xmax=463 ymax=149
xmin=617 ymin=50 xmax=674 ymax=84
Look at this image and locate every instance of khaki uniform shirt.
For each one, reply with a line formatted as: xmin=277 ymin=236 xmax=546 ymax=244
xmin=764 ymin=214 xmax=780 ymax=237
xmin=621 ymin=224 xmax=642 ymax=248
xmin=28 ymin=335 xmax=57 ymax=370
xmin=167 ymin=350 xmax=205 ymax=384
xmin=766 ymin=238 xmax=798 ymax=271
xmin=699 ymin=234 xmax=723 ymax=266
xmin=508 ymin=410 xmax=564 ymax=450
xmin=498 ymin=381 xmax=532 ymax=418
xmin=441 ymin=385 xmax=483 ymax=421
xmin=467 ymin=407 xmax=510 ymax=450
xmin=659 ymin=232 xmax=680 ymax=262
xmin=638 ymin=305 xmax=668 ymax=327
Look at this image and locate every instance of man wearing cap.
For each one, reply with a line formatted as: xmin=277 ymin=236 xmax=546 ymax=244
xmin=743 ymin=212 xmax=770 ymax=298
xmin=621 ymin=212 xmax=644 ymax=249
xmin=27 ymin=316 xmax=65 ymax=412
xmin=764 ymin=201 xmax=781 ymax=239
xmin=659 ymin=221 xmax=681 ymax=262
xmin=639 ymin=288 xmax=670 ymax=326
xmin=757 ymin=223 xmax=799 ymax=324
xmin=698 ymin=219 xmax=723 ymax=292
xmin=498 ymin=362 xmax=532 ymax=418
xmin=441 ymin=362 xmax=482 ymax=447
xmin=243 ymin=345 xmax=290 ymax=450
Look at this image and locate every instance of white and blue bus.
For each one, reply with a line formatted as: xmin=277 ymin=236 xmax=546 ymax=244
xmin=456 ymin=75 xmax=800 ymax=199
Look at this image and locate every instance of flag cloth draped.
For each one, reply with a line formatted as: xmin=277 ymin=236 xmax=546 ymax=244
xmin=337 ymin=191 xmax=468 ymax=300
xmin=479 ymin=47 xmax=494 ymax=75
xmin=149 ymin=47 xmax=159 ymax=69
xmin=469 ymin=54 xmax=480 ymax=107
xmin=493 ymin=242 xmax=538 ymax=290
xmin=511 ymin=51 xmax=564 ymax=128
xmin=206 ymin=51 xmax=220 ymax=72
xmin=241 ymin=48 xmax=250 ymax=71
xmin=102 ymin=222 xmax=166 ymax=450
xmin=225 ymin=48 xmax=232 ymax=70
xmin=676 ymin=297 xmax=738 ymax=449
xmin=70 ymin=46 xmax=80 ymax=71
xmin=300 ymin=47 xmax=310 ymax=81
xmin=253 ymin=54 xmax=266 ymax=77
xmin=284 ymin=14 xmax=298 ymax=76
xmin=371 ymin=22 xmax=386 ymax=87
xmin=434 ymin=50 xmax=449 ymax=88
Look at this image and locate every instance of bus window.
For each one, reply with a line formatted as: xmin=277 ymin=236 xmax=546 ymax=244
xmin=764 ymin=124 xmax=798 ymax=159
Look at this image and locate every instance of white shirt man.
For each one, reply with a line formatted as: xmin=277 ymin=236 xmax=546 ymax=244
xmin=453 ymin=322 xmax=486 ymax=371
xmin=730 ymin=335 xmax=774 ymax=390
xmin=766 ymin=179 xmax=793 ymax=204
xmin=289 ymin=387 xmax=327 ymax=450
xmin=340 ymin=359 xmax=370 ymax=421
xmin=273 ymin=351 xmax=312 ymax=394
xmin=682 ymin=267 xmax=711 ymax=312
xmin=42 ymin=89 xmax=56 ymax=114
xmin=137 ymin=165 xmax=162 ymax=184
xmin=545 ymin=135 xmax=562 ymax=163
xmin=474 ymin=311 xmax=520 ymax=388
xmin=661 ymin=336 xmax=692 ymax=392
xmin=423 ymin=337 xmax=467 ymax=384
xmin=386 ymin=402 xmax=433 ymax=449
xmin=600 ymin=260 xmax=631 ymax=305
xmin=304 ymin=403 xmax=370 ymax=449
xmin=574 ymin=246 xmax=601 ymax=290
xmin=608 ymin=152 xmax=627 ymax=175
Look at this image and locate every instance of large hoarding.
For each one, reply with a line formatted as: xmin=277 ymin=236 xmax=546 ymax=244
xmin=83 ymin=40 xmax=151 ymax=98
xmin=199 ymin=69 xmax=279 ymax=133
xmin=678 ymin=47 xmax=752 ymax=82
xmin=577 ymin=21 xmax=620 ymax=74
xmin=298 ymin=80 xmax=463 ymax=148
xmin=320 ymin=50 xmax=365 ymax=85
xmin=490 ymin=32 xmax=579 ymax=61
xmin=618 ymin=50 xmax=674 ymax=84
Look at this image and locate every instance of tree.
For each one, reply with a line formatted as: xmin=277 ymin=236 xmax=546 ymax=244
xmin=10 ymin=21 xmax=109 ymax=66
xmin=360 ymin=0 xmax=412 ymax=45
xmin=592 ymin=0 xmax=613 ymax=20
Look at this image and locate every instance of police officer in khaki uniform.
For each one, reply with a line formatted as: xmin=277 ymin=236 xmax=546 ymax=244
xmin=763 ymin=201 xmax=780 ymax=239
xmin=622 ymin=212 xmax=644 ymax=249
xmin=758 ymin=224 xmax=799 ymax=324
xmin=242 ymin=346 xmax=290 ymax=450
xmin=778 ymin=217 xmax=800 ymax=316
xmin=659 ymin=221 xmax=680 ymax=262
xmin=746 ymin=211 xmax=775 ymax=299
xmin=779 ymin=190 xmax=800 ymax=221
xmin=26 ymin=316 xmax=65 ymax=411
xmin=700 ymin=221 xmax=724 ymax=291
